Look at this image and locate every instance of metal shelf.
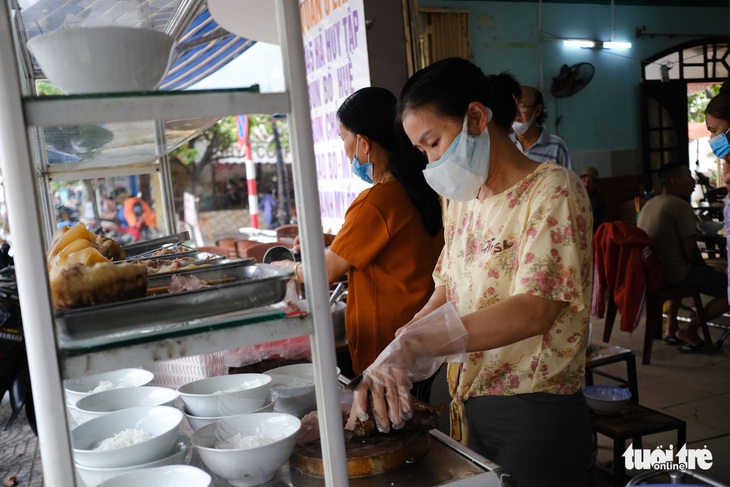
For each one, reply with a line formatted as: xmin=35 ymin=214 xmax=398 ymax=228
xmin=59 ymin=309 xmax=313 ymax=379
xmin=24 ymin=90 xmax=289 ymax=127
xmin=0 ymin=0 xmax=348 ymax=485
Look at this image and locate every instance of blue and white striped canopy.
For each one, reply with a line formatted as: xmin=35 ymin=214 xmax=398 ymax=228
xmin=161 ymin=6 xmax=256 ymax=91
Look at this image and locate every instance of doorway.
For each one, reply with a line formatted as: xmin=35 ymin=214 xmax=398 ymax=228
xmin=640 ymin=36 xmax=729 ymax=194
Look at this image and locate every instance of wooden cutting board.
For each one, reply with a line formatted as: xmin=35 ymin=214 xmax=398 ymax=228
xmin=292 ymin=430 xmax=430 ymax=477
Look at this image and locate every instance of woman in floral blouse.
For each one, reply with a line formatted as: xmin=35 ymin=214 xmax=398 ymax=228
xmin=351 ymin=58 xmax=595 ymax=487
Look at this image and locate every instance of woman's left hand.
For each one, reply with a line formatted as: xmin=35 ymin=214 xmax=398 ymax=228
xmin=348 ymin=303 xmax=468 ymax=433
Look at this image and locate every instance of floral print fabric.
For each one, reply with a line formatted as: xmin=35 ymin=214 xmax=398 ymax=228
xmin=436 ymin=162 xmax=593 ymax=443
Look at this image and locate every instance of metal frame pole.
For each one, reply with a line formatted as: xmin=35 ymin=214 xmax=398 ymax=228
xmin=0 ymin=4 xmax=75 ymax=484
xmin=276 ymin=0 xmax=349 ymax=484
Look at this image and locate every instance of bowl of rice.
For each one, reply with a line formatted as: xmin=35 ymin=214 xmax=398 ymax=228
xmin=74 ymin=433 xmax=190 ymax=487
xmin=72 ymin=405 xmax=183 ymax=468
xmin=73 ymin=386 xmax=180 ymax=425
xmin=64 ymin=368 xmax=154 ymax=406
xmin=191 ymin=412 xmax=301 ymax=487
xmin=184 ymin=389 xmax=279 ymax=432
xmin=177 ymin=373 xmax=272 ymax=417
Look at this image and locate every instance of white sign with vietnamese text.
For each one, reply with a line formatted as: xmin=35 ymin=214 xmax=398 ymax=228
xmin=300 ymin=0 xmax=371 ymax=234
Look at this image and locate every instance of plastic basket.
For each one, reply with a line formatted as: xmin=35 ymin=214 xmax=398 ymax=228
xmin=144 ymin=351 xmax=226 ymax=389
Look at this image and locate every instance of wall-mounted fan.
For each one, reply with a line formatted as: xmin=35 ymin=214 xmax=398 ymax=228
xmin=551 ymin=62 xmax=595 ymax=98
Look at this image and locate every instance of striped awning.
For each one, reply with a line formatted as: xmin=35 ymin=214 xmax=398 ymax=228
xmin=161 ymin=6 xmax=256 ymax=91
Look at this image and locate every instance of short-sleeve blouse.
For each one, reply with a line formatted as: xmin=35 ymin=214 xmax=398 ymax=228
xmin=436 ymin=163 xmax=592 ymax=441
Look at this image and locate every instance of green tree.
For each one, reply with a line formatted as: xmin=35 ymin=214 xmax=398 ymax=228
xmin=169 ymin=116 xmax=238 ymax=208
xmin=35 ymin=80 xmax=63 ymax=96
xmin=169 ymin=114 xmax=290 ymax=210
xmin=688 ymin=84 xmax=721 ymax=123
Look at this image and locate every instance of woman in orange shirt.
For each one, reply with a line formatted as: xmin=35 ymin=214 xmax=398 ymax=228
xmin=277 ymin=87 xmax=444 ymax=401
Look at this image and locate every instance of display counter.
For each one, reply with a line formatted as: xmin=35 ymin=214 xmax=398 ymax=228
xmin=186 ymin=429 xmax=510 ymax=487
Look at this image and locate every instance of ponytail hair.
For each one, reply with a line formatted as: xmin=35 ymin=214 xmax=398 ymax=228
xmin=398 ymin=57 xmax=521 ymax=132
xmin=337 ymin=87 xmax=442 ymax=236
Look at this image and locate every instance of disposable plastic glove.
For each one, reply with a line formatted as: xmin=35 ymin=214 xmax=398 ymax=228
xmin=350 ymin=302 xmax=467 ymax=433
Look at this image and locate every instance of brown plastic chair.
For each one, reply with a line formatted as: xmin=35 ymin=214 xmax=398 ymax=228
xmin=215 ymin=237 xmax=239 ymax=258
xmin=237 ymin=241 xmax=283 ymax=263
xmin=275 ymin=224 xmax=299 ymax=241
xmin=235 ymin=239 xmax=261 ymax=258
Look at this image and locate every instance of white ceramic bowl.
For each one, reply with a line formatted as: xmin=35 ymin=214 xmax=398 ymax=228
xmin=26 ymin=26 xmax=175 ymax=94
xmin=185 ymin=390 xmax=279 ymax=432
xmin=583 ymin=385 xmax=632 ymax=415
xmin=72 ymin=405 xmax=183 ymax=468
xmin=96 ymin=465 xmax=211 ymax=487
xmin=65 ymin=368 xmax=154 ymax=406
xmin=75 ymin=433 xmax=190 ymax=487
xmin=177 ymin=374 xmax=272 ymax=417
xmin=191 ymin=412 xmax=301 ymax=487
xmin=73 ymin=386 xmax=179 ymax=425
xmin=265 ymin=364 xmax=316 ymax=418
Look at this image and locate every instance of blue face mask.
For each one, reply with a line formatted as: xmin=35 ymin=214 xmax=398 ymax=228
xmin=709 ymin=127 xmax=730 ymax=158
xmin=351 ymin=137 xmax=373 ymax=184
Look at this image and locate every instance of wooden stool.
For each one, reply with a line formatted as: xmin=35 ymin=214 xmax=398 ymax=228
xmin=590 ymin=404 xmax=686 ymax=486
xmin=585 ymin=342 xmax=639 ymax=404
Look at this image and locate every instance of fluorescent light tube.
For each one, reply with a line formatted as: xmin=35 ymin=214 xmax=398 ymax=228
xmin=603 ymin=41 xmax=632 ymax=49
xmin=563 ymin=39 xmax=596 ymax=48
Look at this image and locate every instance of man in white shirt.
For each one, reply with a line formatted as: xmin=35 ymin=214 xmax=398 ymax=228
xmin=510 ymin=85 xmax=574 ymax=172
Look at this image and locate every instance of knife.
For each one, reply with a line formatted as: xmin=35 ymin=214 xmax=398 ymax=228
xmin=343 ymin=373 xmax=364 ymax=390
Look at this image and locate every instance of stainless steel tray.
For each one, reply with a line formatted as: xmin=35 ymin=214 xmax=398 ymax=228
xmin=121 ymin=243 xmax=199 ymax=262
xmin=121 ymin=231 xmax=191 ymax=256
xmin=55 ymin=264 xmax=294 ymax=339
xmin=147 ymin=258 xmax=256 ymax=288
xmin=126 ymin=252 xmax=228 ymax=273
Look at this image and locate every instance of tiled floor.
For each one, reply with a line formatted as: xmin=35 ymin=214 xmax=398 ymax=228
xmin=2 ymin=311 xmax=729 ymax=486
xmin=584 ymin=314 xmax=730 ymax=486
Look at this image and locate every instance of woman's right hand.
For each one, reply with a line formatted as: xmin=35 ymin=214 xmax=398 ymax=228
xmin=291 ymin=235 xmax=302 ymax=254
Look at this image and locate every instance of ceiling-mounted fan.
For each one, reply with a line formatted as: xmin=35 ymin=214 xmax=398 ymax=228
xmin=551 ymin=62 xmax=595 ymax=98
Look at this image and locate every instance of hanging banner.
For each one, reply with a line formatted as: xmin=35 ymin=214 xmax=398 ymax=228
xmin=300 ymin=0 xmax=371 ymax=233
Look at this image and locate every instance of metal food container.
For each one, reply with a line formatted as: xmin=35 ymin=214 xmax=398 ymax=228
xmin=120 ymin=243 xmax=199 ymax=262
xmin=120 ymin=231 xmax=191 ymax=257
xmin=126 ymin=252 xmax=231 ymax=273
xmin=146 ymin=258 xmax=256 ymax=289
xmin=55 ymin=264 xmax=293 ymax=339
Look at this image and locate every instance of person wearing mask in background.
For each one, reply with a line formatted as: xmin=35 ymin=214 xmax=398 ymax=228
xmin=272 ymin=87 xmax=444 ymax=402
xmin=704 ymin=87 xmax=730 ymax=307
xmin=637 ymin=162 xmax=729 ymax=351
xmin=510 ymin=85 xmax=574 ymax=172
xmin=349 ymin=59 xmax=594 ymax=487
xmin=580 ymin=166 xmax=606 ymax=233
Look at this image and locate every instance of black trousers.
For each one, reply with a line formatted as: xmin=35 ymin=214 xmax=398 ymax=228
xmin=465 ymin=391 xmax=596 ymax=487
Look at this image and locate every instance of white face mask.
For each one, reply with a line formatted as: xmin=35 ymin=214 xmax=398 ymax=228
xmin=512 ymin=112 xmax=535 ymax=136
xmin=422 ymin=110 xmax=492 ymax=201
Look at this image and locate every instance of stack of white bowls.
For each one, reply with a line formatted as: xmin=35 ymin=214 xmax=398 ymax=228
xmin=72 ymin=406 xmax=190 ymax=487
xmin=73 ymin=386 xmax=179 ymax=425
xmin=265 ymin=363 xmax=318 ymax=418
xmin=191 ymin=412 xmax=301 ymax=486
xmin=64 ymin=368 xmax=155 ymax=425
xmin=177 ymin=373 xmax=276 ymax=432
